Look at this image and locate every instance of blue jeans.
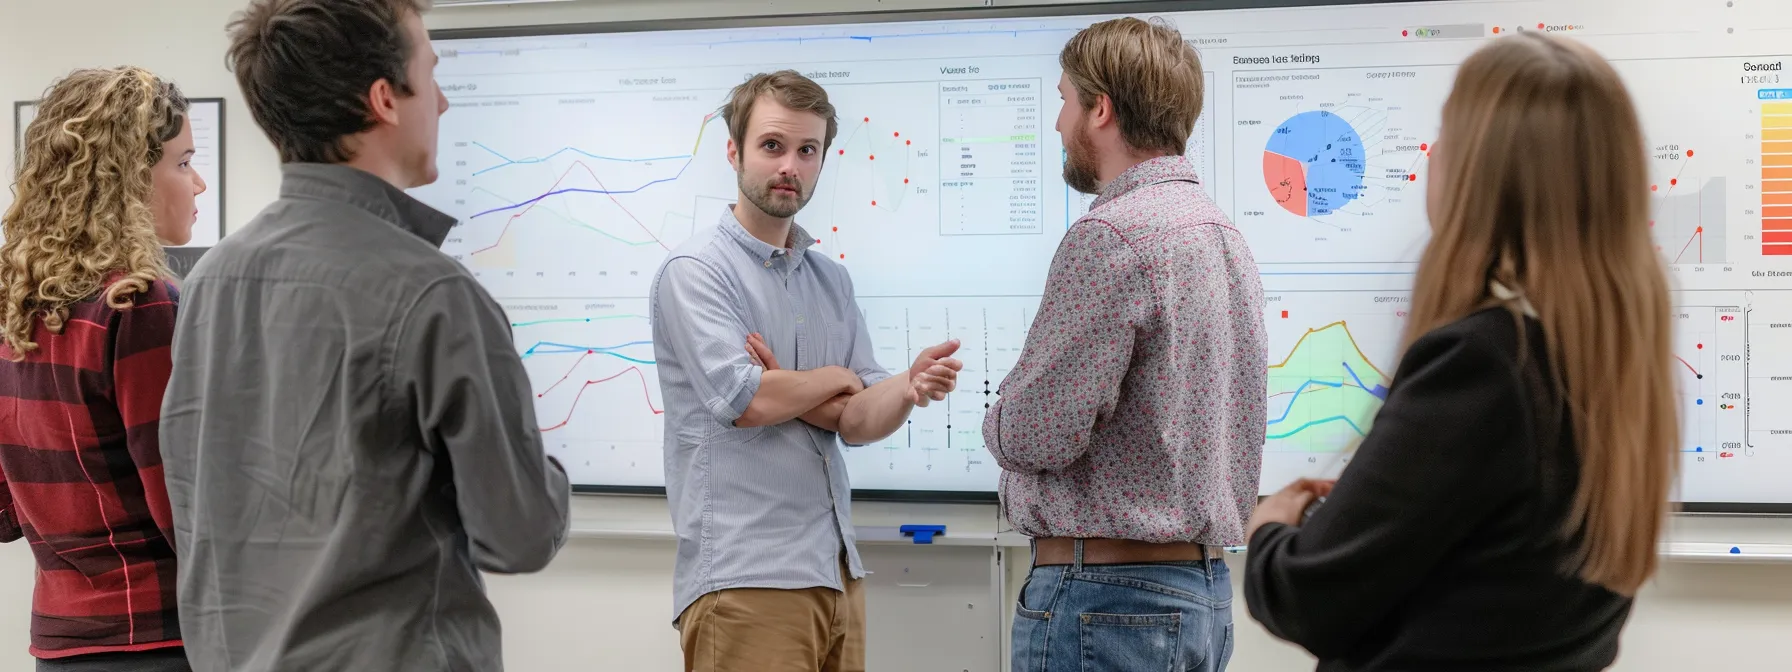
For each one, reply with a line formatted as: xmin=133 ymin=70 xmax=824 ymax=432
xmin=1012 ymin=550 xmax=1233 ymax=672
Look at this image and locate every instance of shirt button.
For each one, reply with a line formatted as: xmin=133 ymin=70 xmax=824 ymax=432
xmin=797 ymin=315 xmax=805 ymax=323
xmin=763 ymin=260 xmax=772 ymax=268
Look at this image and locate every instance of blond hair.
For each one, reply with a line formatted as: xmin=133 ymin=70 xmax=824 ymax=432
xmin=1 ymin=66 xmax=184 ymax=360
xmin=1409 ymin=31 xmax=1676 ymax=595
xmin=1060 ymin=16 xmax=1203 ymax=155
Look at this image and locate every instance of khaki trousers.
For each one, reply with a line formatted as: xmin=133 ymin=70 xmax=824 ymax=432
xmin=679 ymin=570 xmax=865 ymax=672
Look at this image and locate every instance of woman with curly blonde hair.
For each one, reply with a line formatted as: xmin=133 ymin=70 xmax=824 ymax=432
xmin=0 ymin=66 xmax=204 ymax=672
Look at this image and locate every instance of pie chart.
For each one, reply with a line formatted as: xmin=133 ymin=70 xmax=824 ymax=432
xmin=1263 ymin=110 xmax=1368 ymax=217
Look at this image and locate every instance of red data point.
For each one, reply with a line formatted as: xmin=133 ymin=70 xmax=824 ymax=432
xmin=1402 ymin=30 xmax=1409 ymax=36
xmin=1697 ymin=226 xmax=1705 ymax=233
xmin=1537 ymin=23 xmax=1545 ymax=29
xmin=894 ymin=131 xmax=901 ymax=137
xmin=838 ymin=149 xmax=845 ymax=155
xmin=832 ymin=226 xmax=838 ymax=232
xmin=863 ymin=117 xmax=869 ymax=122
xmin=1698 ymin=343 xmax=1705 ymax=349
xmin=1651 ymin=185 xmax=1659 ymax=191
xmin=904 ymin=178 xmax=910 ymax=184
xmin=1671 ymin=178 xmax=1679 ymax=186
xmin=870 ymin=155 xmax=875 ymax=160
xmin=871 ymin=200 xmax=878 ymax=206
xmin=840 ymin=254 xmax=846 ymax=259
xmin=906 ymin=140 xmax=912 ymax=146
xmin=1688 ymin=149 xmax=1695 ymax=157
xmin=1420 ymin=143 xmax=1429 ymax=151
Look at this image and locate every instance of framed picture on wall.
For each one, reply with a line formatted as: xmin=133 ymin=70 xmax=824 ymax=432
xmin=12 ymin=97 xmax=226 ymax=248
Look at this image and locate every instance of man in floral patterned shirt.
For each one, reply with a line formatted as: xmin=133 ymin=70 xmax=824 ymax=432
xmin=985 ymin=16 xmax=1268 ymax=672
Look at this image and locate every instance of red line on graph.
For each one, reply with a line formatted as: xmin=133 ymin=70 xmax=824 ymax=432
xmin=1674 ymin=227 xmax=1704 ymax=264
xmin=541 ymin=366 xmax=663 ymax=432
xmin=472 ymin=161 xmax=671 ymax=256
xmin=537 ymin=350 xmax=595 ymax=398
xmin=1674 ymin=355 xmax=1703 ymax=378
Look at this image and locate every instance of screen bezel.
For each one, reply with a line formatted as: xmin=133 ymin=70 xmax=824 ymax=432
xmin=428 ymin=0 xmax=1777 ymax=514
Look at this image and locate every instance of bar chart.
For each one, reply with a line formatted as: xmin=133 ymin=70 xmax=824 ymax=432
xmin=1761 ymin=91 xmax=1792 ymax=256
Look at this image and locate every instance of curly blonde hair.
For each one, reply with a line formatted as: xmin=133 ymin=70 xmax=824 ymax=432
xmin=1 ymin=66 xmax=185 ymax=361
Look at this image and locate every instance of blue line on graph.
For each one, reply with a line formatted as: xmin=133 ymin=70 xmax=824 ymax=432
xmin=522 ymin=340 xmax=656 ymax=365
xmin=470 ymin=164 xmax=693 ymax=219
xmin=1268 ymin=415 xmax=1367 ymax=440
xmin=1268 ymin=379 xmax=1345 ymax=425
xmin=473 ymin=141 xmax=693 ymax=176
xmin=1341 ymin=361 xmax=1391 ymax=401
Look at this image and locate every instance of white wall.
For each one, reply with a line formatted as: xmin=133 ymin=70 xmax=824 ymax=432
xmin=6 ymin=1 xmax=1792 ymax=670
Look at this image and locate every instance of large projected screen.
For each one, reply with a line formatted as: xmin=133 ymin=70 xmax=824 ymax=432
xmin=416 ymin=0 xmax=1792 ymax=510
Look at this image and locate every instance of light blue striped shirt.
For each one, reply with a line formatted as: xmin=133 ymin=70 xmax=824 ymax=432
xmin=650 ymin=204 xmax=890 ymax=625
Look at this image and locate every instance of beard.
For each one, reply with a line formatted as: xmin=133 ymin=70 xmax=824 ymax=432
xmin=1062 ymin=124 xmax=1101 ymax=195
xmin=739 ymin=170 xmax=812 ymax=219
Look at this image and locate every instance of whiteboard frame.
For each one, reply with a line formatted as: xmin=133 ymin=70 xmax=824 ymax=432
xmin=12 ymin=97 xmax=227 ymax=249
xmin=430 ymin=0 xmax=1784 ymax=514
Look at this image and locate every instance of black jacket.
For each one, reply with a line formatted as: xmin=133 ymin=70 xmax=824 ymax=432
xmin=1246 ymin=307 xmax=1633 ymax=671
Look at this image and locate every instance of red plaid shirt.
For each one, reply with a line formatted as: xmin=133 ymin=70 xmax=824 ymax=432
xmin=0 ymin=278 xmax=182 ymax=659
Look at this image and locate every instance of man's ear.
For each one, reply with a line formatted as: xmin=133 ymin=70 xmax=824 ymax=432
xmin=726 ymin=137 xmax=739 ymax=171
xmin=367 ymin=78 xmax=401 ymax=126
xmin=1089 ymin=93 xmax=1116 ymax=131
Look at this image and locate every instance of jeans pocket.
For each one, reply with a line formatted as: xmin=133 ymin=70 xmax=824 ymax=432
xmin=1078 ymin=612 xmax=1181 ymax=672
xmin=1012 ymin=570 xmax=1057 ymax=672
xmin=1220 ymin=623 xmax=1234 ymax=670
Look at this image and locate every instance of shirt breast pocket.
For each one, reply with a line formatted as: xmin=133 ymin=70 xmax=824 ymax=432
xmin=825 ymin=319 xmax=854 ymax=370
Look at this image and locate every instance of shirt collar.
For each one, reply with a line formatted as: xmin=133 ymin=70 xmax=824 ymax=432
xmin=719 ymin=203 xmax=816 ymax=267
xmin=277 ymin=163 xmax=458 ymax=248
xmin=1089 ymin=155 xmax=1201 ymax=211
xmin=1489 ymin=280 xmax=1538 ymax=318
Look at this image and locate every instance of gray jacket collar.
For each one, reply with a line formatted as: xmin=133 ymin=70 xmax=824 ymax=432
xmin=278 ymin=163 xmax=458 ymax=248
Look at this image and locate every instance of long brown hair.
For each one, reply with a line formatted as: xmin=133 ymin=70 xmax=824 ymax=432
xmin=0 ymin=67 xmax=185 ymax=360
xmin=1407 ymin=31 xmax=1676 ymax=595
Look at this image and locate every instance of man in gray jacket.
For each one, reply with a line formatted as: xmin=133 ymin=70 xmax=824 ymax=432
xmin=157 ymin=1 xmax=571 ymax=670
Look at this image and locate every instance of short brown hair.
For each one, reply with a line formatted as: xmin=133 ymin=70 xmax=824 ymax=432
xmin=226 ymin=0 xmax=430 ymax=164
xmin=720 ymin=70 xmax=839 ymax=154
xmin=1060 ymin=17 xmax=1203 ymax=155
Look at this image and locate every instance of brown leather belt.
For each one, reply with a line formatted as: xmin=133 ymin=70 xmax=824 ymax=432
xmin=1031 ymin=537 xmax=1223 ymax=566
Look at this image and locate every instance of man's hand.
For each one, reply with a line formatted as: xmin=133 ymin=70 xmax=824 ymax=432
xmin=906 ymin=340 xmax=964 ymax=407
xmin=746 ymin=333 xmax=779 ymax=370
xmin=1247 ymin=478 xmax=1335 ymax=540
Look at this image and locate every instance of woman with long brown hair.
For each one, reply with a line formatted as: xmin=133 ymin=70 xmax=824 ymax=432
xmin=1241 ymin=31 xmax=1677 ymax=671
xmin=0 ymin=66 xmax=205 ymax=672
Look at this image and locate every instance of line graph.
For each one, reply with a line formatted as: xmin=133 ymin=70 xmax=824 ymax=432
xmin=1648 ymin=146 xmax=1727 ymax=265
xmin=473 ymin=141 xmax=693 ymax=176
xmin=469 ymin=160 xmax=676 ymax=255
xmin=504 ymin=299 xmax=666 ymax=485
xmin=1673 ymin=300 xmax=1746 ymax=468
xmin=421 ymin=89 xmax=742 ymax=298
xmin=469 ymin=111 xmax=719 ymax=220
xmin=1260 ymin=291 xmax=1407 ymax=492
xmin=540 ymin=366 xmax=664 ymax=432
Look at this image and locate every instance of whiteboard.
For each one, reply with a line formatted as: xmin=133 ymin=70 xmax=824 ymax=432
xmin=415 ymin=0 xmax=1792 ymax=510
xmin=12 ymin=98 xmax=225 ymax=248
